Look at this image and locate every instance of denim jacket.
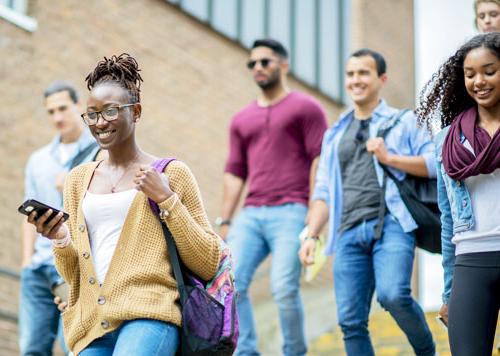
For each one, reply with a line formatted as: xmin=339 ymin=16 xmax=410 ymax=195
xmin=434 ymin=127 xmax=475 ymax=304
xmin=312 ymin=100 xmax=436 ymax=255
xmin=24 ymin=129 xmax=99 ymax=268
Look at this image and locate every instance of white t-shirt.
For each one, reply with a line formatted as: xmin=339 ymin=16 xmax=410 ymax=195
xmin=57 ymin=142 xmax=78 ymax=165
xmin=82 ymin=189 xmax=137 ymax=285
xmin=452 ymin=169 xmax=500 ymax=255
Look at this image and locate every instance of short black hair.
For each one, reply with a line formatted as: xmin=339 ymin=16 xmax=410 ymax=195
xmin=350 ymin=48 xmax=387 ymax=76
xmin=85 ymin=53 xmax=143 ymax=103
xmin=252 ymin=39 xmax=288 ymax=59
xmin=44 ymin=81 xmax=79 ymax=103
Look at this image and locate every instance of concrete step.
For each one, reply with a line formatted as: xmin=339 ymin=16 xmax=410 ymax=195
xmin=309 ymin=310 xmax=500 ymax=356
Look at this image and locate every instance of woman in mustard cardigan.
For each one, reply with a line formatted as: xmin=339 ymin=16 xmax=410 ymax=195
xmin=28 ymin=53 xmax=222 ymax=355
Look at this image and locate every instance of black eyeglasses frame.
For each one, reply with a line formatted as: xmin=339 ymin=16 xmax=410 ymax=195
xmin=81 ymin=103 xmax=136 ymax=126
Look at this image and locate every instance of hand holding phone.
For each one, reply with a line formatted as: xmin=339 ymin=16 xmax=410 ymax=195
xmin=18 ymin=199 xmax=69 ymax=221
xmin=436 ymin=303 xmax=449 ymax=330
xmin=51 ymin=281 xmax=69 ymax=305
xmin=18 ymin=199 xmax=69 ymax=240
xmin=436 ymin=315 xmax=448 ymax=330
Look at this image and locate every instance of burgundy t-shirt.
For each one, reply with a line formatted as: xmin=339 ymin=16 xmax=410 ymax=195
xmin=225 ymin=91 xmax=328 ymax=207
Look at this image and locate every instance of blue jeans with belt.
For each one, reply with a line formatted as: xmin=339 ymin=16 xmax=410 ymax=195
xmin=333 ymin=215 xmax=435 ymax=356
xmin=79 ymin=319 xmax=179 ymax=356
xmin=228 ymin=203 xmax=307 ymax=356
xmin=19 ymin=264 xmax=68 ymax=356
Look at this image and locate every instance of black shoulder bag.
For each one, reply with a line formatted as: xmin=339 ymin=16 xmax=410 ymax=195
xmin=376 ymin=110 xmax=441 ymax=254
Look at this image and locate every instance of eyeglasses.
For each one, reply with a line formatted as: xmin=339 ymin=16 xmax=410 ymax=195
xmin=355 ymin=119 xmax=370 ymax=143
xmin=247 ymin=58 xmax=274 ymax=70
xmin=81 ymin=104 xmax=136 ymax=126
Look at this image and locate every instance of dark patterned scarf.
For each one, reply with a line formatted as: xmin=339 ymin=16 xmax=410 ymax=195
xmin=442 ymin=106 xmax=500 ymax=180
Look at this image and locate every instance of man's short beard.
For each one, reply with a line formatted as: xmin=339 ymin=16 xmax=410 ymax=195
xmin=257 ymin=75 xmax=280 ymax=90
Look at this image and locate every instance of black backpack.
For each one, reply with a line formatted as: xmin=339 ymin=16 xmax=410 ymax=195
xmin=377 ymin=110 xmax=441 ymax=254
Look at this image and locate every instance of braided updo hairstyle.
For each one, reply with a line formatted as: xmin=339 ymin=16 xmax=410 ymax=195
xmin=85 ymin=53 xmax=144 ymax=103
xmin=416 ymin=32 xmax=500 ymax=131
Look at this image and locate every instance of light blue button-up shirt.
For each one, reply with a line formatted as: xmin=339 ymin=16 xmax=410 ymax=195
xmin=312 ymin=100 xmax=436 ymax=255
xmin=24 ymin=129 xmax=98 ymax=267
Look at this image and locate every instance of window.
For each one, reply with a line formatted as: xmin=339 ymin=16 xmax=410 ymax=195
xmin=0 ymin=0 xmax=37 ymax=32
xmin=167 ymin=0 xmax=350 ymax=103
xmin=212 ymin=0 xmax=238 ymax=39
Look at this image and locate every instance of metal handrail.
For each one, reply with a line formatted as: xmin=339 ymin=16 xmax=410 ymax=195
xmin=0 ymin=309 xmax=18 ymax=323
xmin=0 ymin=266 xmax=20 ymax=280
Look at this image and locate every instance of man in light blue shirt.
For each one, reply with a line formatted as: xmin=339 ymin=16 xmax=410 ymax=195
xmin=299 ymin=49 xmax=436 ymax=356
xmin=20 ymin=81 xmax=99 ymax=355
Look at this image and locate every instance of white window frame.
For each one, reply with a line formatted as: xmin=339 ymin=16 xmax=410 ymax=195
xmin=0 ymin=0 xmax=37 ymax=32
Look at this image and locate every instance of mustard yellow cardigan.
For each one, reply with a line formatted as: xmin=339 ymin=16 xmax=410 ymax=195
xmin=54 ymin=160 xmax=221 ymax=354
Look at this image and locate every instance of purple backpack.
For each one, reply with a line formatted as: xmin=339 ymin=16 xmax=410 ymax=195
xmin=149 ymin=159 xmax=239 ymax=355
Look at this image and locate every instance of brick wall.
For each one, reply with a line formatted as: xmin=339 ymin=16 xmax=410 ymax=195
xmin=0 ymin=1 xmax=342 ymax=353
xmin=0 ymin=274 xmax=19 ymax=355
xmin=0 ymin=0 xmax=415 ymax=353
xmin=351 ymin=0 xmax=415 ymax=108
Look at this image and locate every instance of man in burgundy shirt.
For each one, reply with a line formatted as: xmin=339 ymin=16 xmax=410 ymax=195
xmin=216 ymin=39 xmax=328 ymax=356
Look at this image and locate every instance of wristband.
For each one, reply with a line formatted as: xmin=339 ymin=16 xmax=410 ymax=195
xmin=52 ymin=234 xmax=71 ymax=248
xmin=159 ymin=194 xmax=179 ymax=220
xmin=304 ymin=236 xmax=319 ymax=242
xmin=214 ymin=217 xmax=231 ymax=227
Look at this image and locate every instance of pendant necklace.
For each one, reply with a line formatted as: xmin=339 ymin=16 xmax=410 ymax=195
xmin=109 ymin=169 xmax=128 ymax=193
xmin=107 ymin=156 xmax=139 ymax=193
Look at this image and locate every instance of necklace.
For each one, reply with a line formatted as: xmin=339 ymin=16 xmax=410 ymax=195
xmin=106 ymin=156 xmax=140 ymax=193
xmin=109 ymin=169 xmax=129 ymax=193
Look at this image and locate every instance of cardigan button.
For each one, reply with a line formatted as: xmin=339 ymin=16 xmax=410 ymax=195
xmin=456 ymin=181 xmax=461 ymax=187
xmin=97 ymin=296 xmax=106 ymax=305
xmin=88 ymin=277 xmax=96 ymax=285
xmin=100 ymin=320 xmax=110 ymax=329
xmin=78 ymin=225 xmax=85 ymax=232
xmin=82 ymin=252 xmax=90 ymax=259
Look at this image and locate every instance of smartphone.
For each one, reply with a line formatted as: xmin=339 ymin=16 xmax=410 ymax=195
xmin=436 ymin=315 xmax=448 ymax=331
xmin=18 ymin=199 xmax=69 ymax=221
xmin=51 ymin=281 xmax=69 ymax=304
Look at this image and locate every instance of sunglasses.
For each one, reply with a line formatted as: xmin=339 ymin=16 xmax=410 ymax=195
xmin=247 ymin=58 xmax=274 ymax=70
xmin=355 ymin=119 xmax=370 ymax=143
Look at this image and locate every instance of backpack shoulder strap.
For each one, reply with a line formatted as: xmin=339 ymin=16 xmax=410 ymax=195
xmin=69 ymin=141 xmax=100 ymax=169
xmin=373 ymin=109 xmax=411 ymax=239
xmin=147 ymin=158 xmax=186 ymax=294
xmin=148 ymin=158 xmax=176 ymax=215
xmin=377 ymin=108 xmax=412 ymax=139
xmin=151 ymin=158 xmax=176 ymax=173
xmin=376 ymin=108 xmax=414 ymax=183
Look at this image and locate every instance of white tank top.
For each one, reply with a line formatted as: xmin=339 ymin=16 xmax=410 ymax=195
xmin=82 ymin=189 xmax=137 ymax=285
xmin=452 ymin=169 xmax=500 ymax=255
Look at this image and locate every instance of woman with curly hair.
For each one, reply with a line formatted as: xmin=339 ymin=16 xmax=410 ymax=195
xmin=27 ymin=53 xmax=222 ymax=355
xmin=416 ymin=32 xmax=500 ymax=356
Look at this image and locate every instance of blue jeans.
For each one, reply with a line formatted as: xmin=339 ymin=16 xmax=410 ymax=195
xmin=79 ymin=319 xmax=179 ymax=356
xmin=333 ymin=215 xmax=435 ymax=356
xmin=228 ymin=203 xmax=307 ymax=356
xmin=19 ymin=264 xmax=68 ymax=356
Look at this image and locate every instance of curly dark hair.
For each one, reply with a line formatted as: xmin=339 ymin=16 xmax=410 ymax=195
xmin=416 ymin=32 xmax=500 ymax=131
xmin=85 ymin=53 xmax=143 ymax=103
